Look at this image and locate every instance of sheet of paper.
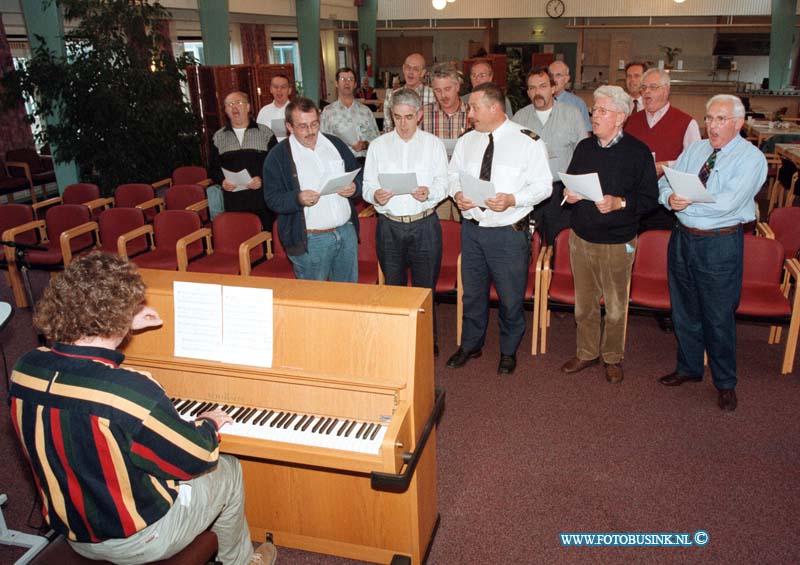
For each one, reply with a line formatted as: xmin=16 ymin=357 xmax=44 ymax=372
xmin=174 ymin=281 xmax=223 ymax=361
xmin=558 ymin=172 xmax=604 ymax=202
xmin=442 ymin=137 xmax=458 ymax=157
xmin=317 ymin=168 xmax=361 ymax=196
xmin=459 ymin=171 xmax=496 ymax=207
xmin=219 ymin=286 xmax=273 ymax=368
xmin=222 ymin=168 xmax=253 ymax=192
xmin=662 ymin=166 xmax=717 ymax=203
xmin=378 ymin=172 xmax=418 ymax=195
xmin=337 ymin=124 xmax=360 ymax=146
xmin=270 ymin=119 xmax=287 ymax=138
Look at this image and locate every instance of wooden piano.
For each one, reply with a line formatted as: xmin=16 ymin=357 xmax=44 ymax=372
xmin=120 ymin=269 xmax=442 ymax=564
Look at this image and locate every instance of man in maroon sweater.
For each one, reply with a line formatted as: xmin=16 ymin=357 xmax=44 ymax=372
xmin=624 ymin=68 xmax=701 ymax=231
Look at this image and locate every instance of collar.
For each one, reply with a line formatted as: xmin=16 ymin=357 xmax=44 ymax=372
xmin=391 ymin=128 xmax=422 ymax=144
xmin=435 ymin=99 xmax=467 ymax=116
xmin=224 ymin=119 xmax=259 ymax=133
xmin=646 ymin=102 xmax=670 ymax=122
xmin=715 ymin=133 xmax=742 ymax=156
xmin=334 ymin=98 xmax=358 ymax=110
xmin=289 ymin=131 xmax=335 ymax=155
xmin=51 ymin=342 xmax=125 ymax=367
xmin=596 ymin=129 xmax=624 ymax=148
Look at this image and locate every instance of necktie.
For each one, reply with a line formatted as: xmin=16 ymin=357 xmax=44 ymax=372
xmin=633 ymin=99 xmax=639 ymax=113
xmin=697 ymin=148 xmax=720 ymax=186
xmin=480 ymin=133 xmax=494 ymax=181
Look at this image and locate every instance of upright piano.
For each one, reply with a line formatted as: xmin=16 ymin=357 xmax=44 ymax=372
xmin=120 ymin=270 xmax=441 ymax=564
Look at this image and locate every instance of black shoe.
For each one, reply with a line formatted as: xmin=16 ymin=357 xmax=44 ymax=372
xmin=658 ymin=372 xmax=703 ymax=386
xmin=498 ymin=355 xmax=516 ymax=375
xmin=718 ymin=389 xmax=737 ymax=411
xmin=446 ymin=347 xmax=482 ymax=369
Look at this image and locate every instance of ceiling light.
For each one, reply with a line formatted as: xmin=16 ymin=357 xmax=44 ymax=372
xmin=432 ymin=0 xmax=447 ymax=9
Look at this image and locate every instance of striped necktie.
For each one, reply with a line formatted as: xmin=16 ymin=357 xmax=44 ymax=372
xmin=697 ymin=148 xmax=720 ymax=186
xmin=480 ymin=133 xmax=494 ymax=181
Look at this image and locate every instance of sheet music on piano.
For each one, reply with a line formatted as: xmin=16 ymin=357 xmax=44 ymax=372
xmin=173 ymin=281 xmax=273 ymax=367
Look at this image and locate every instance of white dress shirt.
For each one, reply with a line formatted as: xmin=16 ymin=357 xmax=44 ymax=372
xmin=256 ymin=101 xmax=289 ymax=141
xmin=363 ymin=129 xmax=448 ymax=216
xmin=289 ymin=134 xmax=351 ymax=230
xmin=448 ymin=118 xmax=553 ymax=227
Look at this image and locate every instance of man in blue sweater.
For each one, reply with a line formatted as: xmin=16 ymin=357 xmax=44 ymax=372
xmin=262 ymin=97 xmax=363 ymax=282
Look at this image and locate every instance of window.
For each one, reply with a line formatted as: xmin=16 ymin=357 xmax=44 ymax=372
xmin=181 ymin=41 xmax=205 ymax=65
xmin=271 ymin=40 xmax=302 ymax=84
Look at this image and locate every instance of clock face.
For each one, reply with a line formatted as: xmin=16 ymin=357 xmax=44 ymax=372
xmin=546 ymin=0 xmax=565 ymax=19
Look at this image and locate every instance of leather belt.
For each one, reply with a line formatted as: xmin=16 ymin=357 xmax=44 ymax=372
xmin=307 ymin=227 xmax=337 ymax=234
xmin=384 ymin=209 xmax=435 ymax=223
xmin=678 ymin=223 xmax=741 ymax=236
xmin=465 ymin=214 xmax=530 ymax=232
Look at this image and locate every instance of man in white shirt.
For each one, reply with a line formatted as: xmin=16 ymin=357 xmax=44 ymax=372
xmin=461 ymin=60 xmax=513 ymax=117
xmin=446 ymin=83 xmax=553 ymax=375
xmin=383 ymin=53 xmax=435 ymax=132
xmin=363 ymin=88 xmax=448 ymax=353
xmin=321 ymin=67 xmax=380 ymax=162
xmin=256 ymin=74 xmax=293 ymax=142
xmin=549 ymin=60 xmax=592 ymax=134
xmin=262 ymin=97 xmax=362 ymax=282
xmin=624 ymin=61 xmax=647 ymax=113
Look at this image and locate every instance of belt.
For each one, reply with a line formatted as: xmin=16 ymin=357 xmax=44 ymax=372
xmin=678 ymin=223 xmax=741 ymax=236
xmin=465 ymin=214 xmax=530 ymax=232
xmin=384 ymin=208 xmax=435 ymax=223
xmin=307 ymin=227 xmax=337 ymax=234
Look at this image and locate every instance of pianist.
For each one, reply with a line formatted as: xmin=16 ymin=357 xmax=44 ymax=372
xmin=9 ymin=252 xmax=276 ymax=565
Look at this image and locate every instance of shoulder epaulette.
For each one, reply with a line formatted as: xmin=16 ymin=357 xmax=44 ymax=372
xmin=520 ymin=129 xmax=540 ymax=141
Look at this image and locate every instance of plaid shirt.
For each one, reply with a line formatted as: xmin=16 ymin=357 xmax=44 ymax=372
xmin=420 ymin=100 xmax=469 ymax=140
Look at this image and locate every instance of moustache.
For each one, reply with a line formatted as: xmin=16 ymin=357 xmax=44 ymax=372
xmin=534 ymin=95 xmax=545 ymax=103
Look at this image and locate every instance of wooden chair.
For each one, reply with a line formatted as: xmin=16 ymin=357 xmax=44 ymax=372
xmin=165 ymin=183 xmax=210 ymax=224
xmin=243 ymin=219 xmax=295 ymax=278
xmin=114 ymin=183 xmax=164 ymax=222
xmin=180 ymin=211 xmax=264 ymax=274
xmin=767 ymin=157 xmax=798 ymax=214
xmin=5 ymin=148 xmax=55 ymax=202
xmin=0 ymin=162 xmax=34 ymax=203
xmin=357 ymin=216 xmax=382 ymax=284
xmin=119 ymin=210 xmax=207 ymax=271
xmin=32 ymin=183 xmax=113 ymax=219
xmin=152 ymin=165 xmax=212 ymax=191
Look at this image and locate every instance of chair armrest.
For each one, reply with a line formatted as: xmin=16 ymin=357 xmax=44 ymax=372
xmin=117 ymin=224 xmax=154 ymax=260
xmin=84 ymin=197 xmax=114 ymax=213
xmin=5 ymin=161 xmax=32 ymax=184
xmin=135 ymin=197 xmax=165 ymax=215
xmin=2 ymin=220 xmax=47 ymax=264
xmin=176 ymin=227 xmax=212 ymax=271
xmin=238 ymin=231 xmax=271 ymax=275
xmin=186 ymin=199 xmax=209 ymax=214
xmin=755 ymin=222 xmax=775 ymax=239
xmin=151 ymin=177 xmax=172 ymax=190
xmin=198 ymin=178 xmax=212 ymax=188
xmin=358 ymin=205 xmax=376 ymax=218
xmin=31 ymin=196 xmax=63 ymax=218
xmin=60 ymin=221 xmax=99 ymax=266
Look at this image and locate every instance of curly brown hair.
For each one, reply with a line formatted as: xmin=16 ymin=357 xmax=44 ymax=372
xmin=33 ymin=251 xmax=146 ymax=343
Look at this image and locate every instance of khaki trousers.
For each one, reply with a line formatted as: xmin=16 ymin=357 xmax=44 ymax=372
xmin=569 ymin=231 xmax=635 ymax=365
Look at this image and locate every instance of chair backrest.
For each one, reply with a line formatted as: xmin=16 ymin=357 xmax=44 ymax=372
xmin=743 ymin=234 xmax=785 ymax=287
xmin=768 ymin=207 xmax=800 ymax=261
xmin=270 ymin=218 xmax=287 ymax=258
xmin=45 ymin=204 xmax=92 ymax=251
xmin=98 ymin=208 xmax=147 ymax=256
xmin=62 ymin=183 xmax=100 ymax=205
xmin=115 ymin=183 xmax=155 ymax=208
xmin=172 ymin=166 xmax=208 ymax=186
xmin=357 ymin=216 xmax=378 ymax=261
xmin=153 ymin=210 xmax=203 ymax=257
xmin=440 ymin=219 xmax=461 ymax=266
xmin=778 ymin=157 xmax=798 ymax=189
xmin=165 ymin=184 xmax=206 ymax=213
xmin=211 ymin=212 xmax=262 ymax=259
xmin=632 ymin=230 xmax=671 ymax=278
xmin=6 ymin=148 xmax=43 ymax=174
xmin=552 ymin=228 xmax=572 ymax=277
xmin=531 ymin=229 xmax=542 ymax=264
xmin=0 ymin=204 xmax=36 ymax=246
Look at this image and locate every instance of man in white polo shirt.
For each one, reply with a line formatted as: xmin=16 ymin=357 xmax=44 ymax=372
xmin=256 ymin=74 xmax=293 ymax=142
xmin=262 ymin=97 xmax=362 ymax=282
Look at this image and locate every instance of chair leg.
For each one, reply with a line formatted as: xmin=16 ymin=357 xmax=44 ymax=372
xmin=5 ymin=265 xmax=30 ymax=308
xmin=456 ymin=254 xmax=462 ymax=346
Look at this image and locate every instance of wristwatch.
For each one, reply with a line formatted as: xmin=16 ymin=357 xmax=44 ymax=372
xmin=619 ymin=197 xmax=627 ymax=209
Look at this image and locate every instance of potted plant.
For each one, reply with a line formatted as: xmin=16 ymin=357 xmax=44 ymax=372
xmin=659 ymin=45 xmax=682 ymax=69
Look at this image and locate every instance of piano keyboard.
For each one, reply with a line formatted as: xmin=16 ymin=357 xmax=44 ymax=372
xmin=171 ymin=398 xmax=388 ymax=455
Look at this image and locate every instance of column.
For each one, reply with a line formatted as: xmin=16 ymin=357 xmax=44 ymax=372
xmin=769 ymin=0 xmax=794 ymax=89
xmin=296 ymin=0 xmax=321 ymax=103
xmin=198 ymin=0 xmax=231 ymax=66
xmin=357 ymin=0 xmax=378 ymax=87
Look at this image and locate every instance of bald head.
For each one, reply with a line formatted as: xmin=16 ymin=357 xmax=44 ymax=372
xmin=548 ymin=61 xmax=570 ymax=95
xmin=402 ymin=53 xmax=427 ymax=89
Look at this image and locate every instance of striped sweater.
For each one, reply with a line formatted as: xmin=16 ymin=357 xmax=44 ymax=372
xmin=9 ymin=344 xmax=220 ymax=542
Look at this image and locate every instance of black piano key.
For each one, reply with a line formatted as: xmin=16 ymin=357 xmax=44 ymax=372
xmin=244 ymin=409 xmax=263 ymax=424
xmin=236 ymin=408 xmax=254 ymax=423
xmin=362 ymin=423 xmax=374 ymax=440
xmin=180 ymin=401 xmax=198 ymax=415
xmin=369 ymin=424 xmax=381 ymax=441
xmin=324 ymin=418 xmax=339 ymax=434
xmin=301 ymin=416 xmax=315 ymax=431
xmin=312 ymin=417 xmax=328 ymax=434
xmin=257 ymin=410 xmax=274 ymax=426
xmin=336 ymin=420 xmax=350 ymax=436
xmin=269 ymin=412 xmax=285 ymax=427
xmin=356 ymin=422 xmax=368 ymax=439
xmin=192 ymin=401 xmax=211 ymax=416
xmin=276 ymin=412 xmax=291 ymax=427
xmin=231 ymin=406 xmax=247 ymax=420
xmin=224 ymin=405 xmax=238 ymax=414
xmin=344 ymin=420 xmax=357 ymax=437
xmin=174 ymin=399 xmax=191 ymax=412
xmin=282 ymin=414 xmax=298 ymax=429
xmin=294 ymin=415 xmax=309 ymax=430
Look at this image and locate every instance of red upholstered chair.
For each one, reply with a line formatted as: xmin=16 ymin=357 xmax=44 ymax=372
xmin=165 ymin=184 xmax=209 ymax=224
xmin=32 ymin=183 xmax=113 ymax=219
xmin=736 ymin=234 xmax=800 ymax=374
xmin=153 ymin=165 xmax=212 ymax=191
xmin=10 ymin=204 xmax=97 ymax=269
xmin=456 ymin=229 xmax=543 ymax=354
xmin=97 ymin=208 xmax=148 ymax=258
xmin=628 ymin=230 xmax=672 ymax=313
xmin=181 ymin=212 xmax=264 ymax=274
xmin=245 ymin=220 xmax=295 ymax=278
xmin=539 ymin=228 xmax=576 ymax=354
xmin=114 ymin=183 xmax=164 ymax=222
xmin=1 ymin=204 xmax=37 ymax=306
xmin=0 ymin=162 xmax=34 ymax=203
xmin=5 ymin=148 xmax=55 ymax=202
xmin=758 ymin=207 xmax=800 ymax=262
xmin=437 ymin=219 xmax=461 ymax=295
xmin=119 ymin=210 xmax=207 ymax=271
xmin=357 ymin=216 xmax=382 ymax=284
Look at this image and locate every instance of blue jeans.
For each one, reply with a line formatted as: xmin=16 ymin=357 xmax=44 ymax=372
xmin=289 ymin=222 xmax=358 ymax=282
xmin=667 ymin=225 xmax=743 ymax=390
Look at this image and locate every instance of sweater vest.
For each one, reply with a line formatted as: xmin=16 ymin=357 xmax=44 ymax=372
xmin=624 ymin=105 xmax=692 ymax=162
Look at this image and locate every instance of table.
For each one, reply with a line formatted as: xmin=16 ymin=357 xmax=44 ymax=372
xmin=745 ymin=120 xmax=800 ymax=148
xmin=775 ymin=143 xmax=800 ymax=167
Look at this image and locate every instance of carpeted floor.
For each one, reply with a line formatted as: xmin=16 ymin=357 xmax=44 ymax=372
xmin=2 ymin=270 xmax=800 ymax=564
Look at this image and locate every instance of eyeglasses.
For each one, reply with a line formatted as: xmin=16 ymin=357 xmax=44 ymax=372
xmin=703 ymin=115 xmax=737 ymax=126
xmin=338 ymin=76 xmax=355 ymax=82
xmin=293 ymin=121 xmax=320 ymax=132
xmin=641 ymin=84 xmax=664 ymax=92
xmin=403 ymin=65 xmax=424 ymax=73
xmin=224 ymin=100 xmax=248 ymax=108
xmin=471 ymin=72 xmax=491 ymax=80
xmin=591 ymin=106 xmax=619 ymax=117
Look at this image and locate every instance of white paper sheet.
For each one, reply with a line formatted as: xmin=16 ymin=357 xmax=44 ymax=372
xmin=219 ymin=286 xmax=273 ymax=368
xmin=662 ymin=166 xmax=717 ymax=203
xmin=174 ymin=281 xmax=223 ymax=361
xmin=378 ymin=172 xmax=418 ymax=195
xmin=222 ymin=168 xmax=253 ymax=192
xmin=317 ymin=168 xmax=361 ymax=196
xmin=558 ymin=172 xmax=604 ymax=202
xmin=270 ymin=119 xmax=287 ymax=138
xmin=459 ymin=171 xmax=496 ymax=207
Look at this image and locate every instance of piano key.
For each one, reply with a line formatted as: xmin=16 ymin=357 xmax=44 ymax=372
xmin=344 ymin=420 xmax=357 ymax=437
xmin=294 ymin=414 xmax=309 ymax=430
xmin=312 ymin=417 xmax=326 ymax=434
xmin=324 ymin=418 xmax=339 ymax=435
xmin=356 ymin=422 xmax=368 ymax=439
xmin=336 ymin=420 xmax=350 ymax=437
xmin=256 ymin=410 xmax=274 ymax=426
xmin=283 ymin=414 xmax=298 ymax=429
xmin=180 ymin=400 xmax=198 ymax=415
xmin=269 ymin=412 xmax=285 ymax=427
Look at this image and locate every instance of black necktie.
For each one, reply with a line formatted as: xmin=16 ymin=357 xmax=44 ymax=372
xmin=633 ymin=99 xmax=639 ymax=112
xmin=698 ymin=148 xmax=720 ymax=186
xmin=480 ymin=133 xmax=494 ymax=181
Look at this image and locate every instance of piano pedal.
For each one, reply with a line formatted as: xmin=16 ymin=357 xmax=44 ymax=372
xmin=390 ymin=556 xmax=411 ymax=565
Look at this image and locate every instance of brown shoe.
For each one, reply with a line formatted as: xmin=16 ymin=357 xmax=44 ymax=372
xmin=250 ymin=542 xmax=277 ymax=564
xmin=718 ymin=389 xmax=737 ymax=412
xmin=605 ymin=363 xmax=623 ymax=383
xmin=561 ymin=357 xmax=599 ymax=374
xmin=658 ymin=372 xmax=703 ymax=386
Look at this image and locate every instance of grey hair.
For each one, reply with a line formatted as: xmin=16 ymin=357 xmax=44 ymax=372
xmin=593 ymin=85 xmax=633 ymax=117
xmin=706 ymin=94 xmax=746 ymax=119
xmin=642 ymin=68 xmax=671 ymax=88
xmin=390 ymin=87 xmax=422 ymax=112
xmin=430 ymin=63 xmax=461 ymax=84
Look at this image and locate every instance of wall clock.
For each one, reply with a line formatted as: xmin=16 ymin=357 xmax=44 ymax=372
xmin=546 ymin=0 xmax=565 ymax=19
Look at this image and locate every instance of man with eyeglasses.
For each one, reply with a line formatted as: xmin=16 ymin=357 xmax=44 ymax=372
xmin=656 ymin=94 xmax=766 ymax=412
xmin=209 ymin=90 xmax=276 ymax=230
xmin=560 ymin=85 xmax=658 ymax=384
xmin=461 ymin=60 xmax=513 ymax=117
xmin=256 ymin=74 xmax=293 ymax=142
xmin=548 ymin=60 xmax=592 ymax=134
xmin=320 ymin=67 xmax=380 ymax=164
xmin=512 ymin=66 xmax=588 ymax=244
xmin=383 ymin=53 xmax=435 ymax=133
xmin=262 ymin=97 xmax=363 ymax=282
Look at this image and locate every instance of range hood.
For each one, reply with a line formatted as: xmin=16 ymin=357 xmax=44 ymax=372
xmin=714 ymin=33 xmax=770 ymax=56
